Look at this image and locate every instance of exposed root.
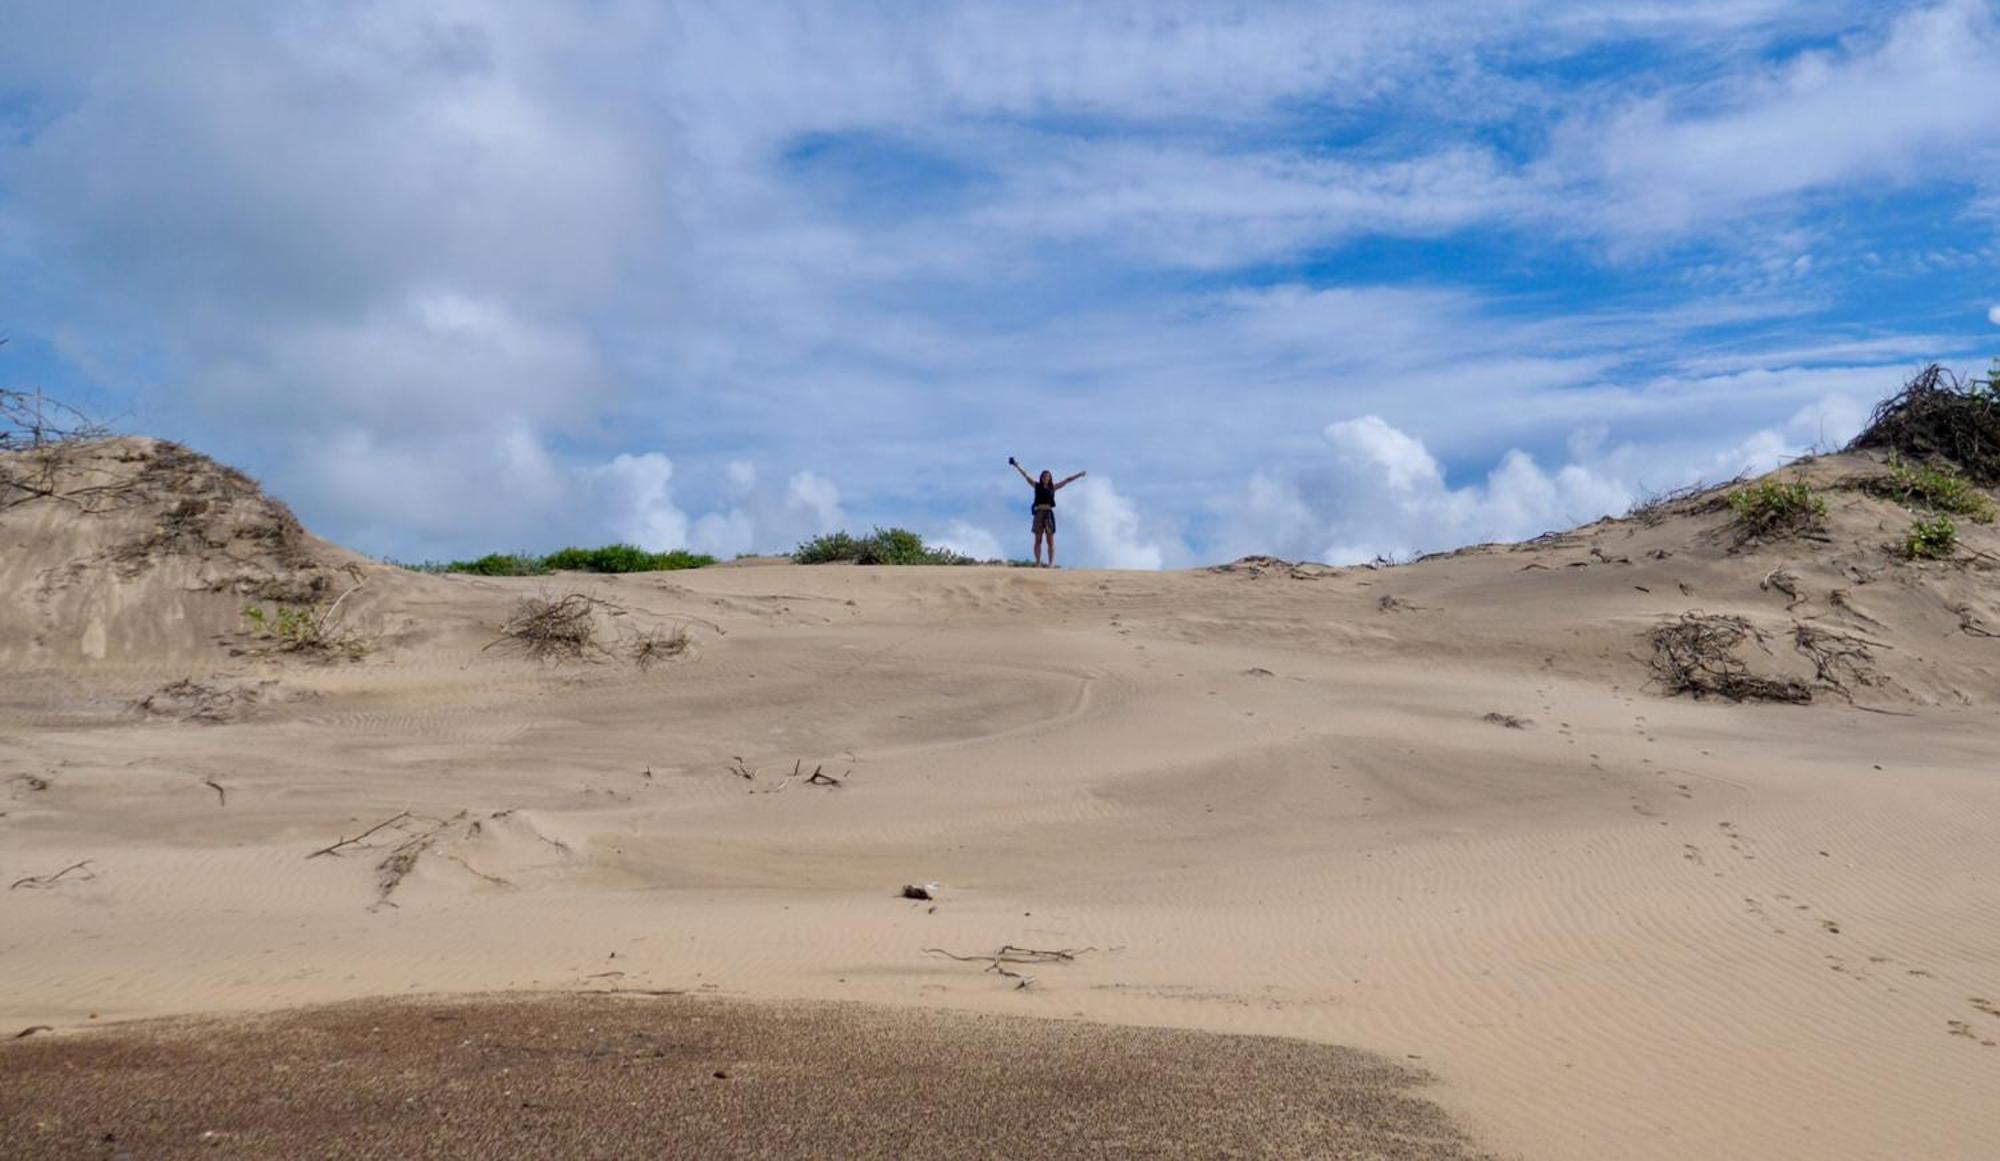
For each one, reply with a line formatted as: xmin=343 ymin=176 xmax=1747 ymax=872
xmin=373 ymin=814 xmax=461 ymax=909
xmin=1792 ymin=624 xmax=1888 ymax=702
xmin=1759 ymin=567 xmax=1804 ymax=609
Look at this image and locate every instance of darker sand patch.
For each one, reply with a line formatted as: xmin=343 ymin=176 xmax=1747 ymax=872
xmin=0 ymin=994 xmax=1496 ymax=1159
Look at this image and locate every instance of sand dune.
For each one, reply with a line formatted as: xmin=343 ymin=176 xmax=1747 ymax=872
xmin=4 ymin=438 xmax=2000 ymax=1158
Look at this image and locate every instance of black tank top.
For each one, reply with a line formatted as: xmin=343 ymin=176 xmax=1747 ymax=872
xmin=1034 ymin=480 xmax=1056 ymax=508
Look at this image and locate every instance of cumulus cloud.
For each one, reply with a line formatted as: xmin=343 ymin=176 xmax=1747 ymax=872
xmin=1989 ymin=304 xmax=2000 ymax=327
xmin=0 ymin=1 xmax=1989 ymax=569
xmin=1063 ymin=478 xmax=1169 ymax=570
xmin=1225 ymin=397 xmax=1874 ymax=566
xmin=933 ymin=521 xmax=1003 ymax=562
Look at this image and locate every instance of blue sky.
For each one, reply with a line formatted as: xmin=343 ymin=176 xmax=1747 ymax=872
xmin=2 ymin=1 xmax=1997 ymax=567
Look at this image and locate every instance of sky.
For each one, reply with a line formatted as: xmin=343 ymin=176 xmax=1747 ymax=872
xmin=2 ymin=1 xmax=1998 ymax=568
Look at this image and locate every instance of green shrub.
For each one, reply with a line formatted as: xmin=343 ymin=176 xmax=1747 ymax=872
xmin=792 ymin=530 xmax=865 ymax=564
xmin=1728 ymin=478 xmax=1827 ymax=539
xmin=1873 ymin=457 xmax=1996 ymax=523
xmin=541 ymin=543 xmax=715 ymax=573
xmin=792 ymin=527 xmax=971 ymax=566
xmin=1903 ymin=514 xmax=1959 ymax=560
xmin=445 ymin=552 xmax=549 ymax=576
xmin=242 ymin=602 xmax=368 ymax=660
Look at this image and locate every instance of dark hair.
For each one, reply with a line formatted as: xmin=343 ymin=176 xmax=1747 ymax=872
xmin=1039 ymin=470 xmax=1053 ymax=485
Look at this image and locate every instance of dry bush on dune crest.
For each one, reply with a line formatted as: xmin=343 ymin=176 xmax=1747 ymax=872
xmin=1850 ymin=363 xmax=2000 ymax=485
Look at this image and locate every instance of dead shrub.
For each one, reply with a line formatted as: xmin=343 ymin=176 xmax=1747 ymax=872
xmin=629 ymin=623 xmax=691 ymax=670
xmin=489 ymin=592 xmax=612 ymax=663
xmin=1649 ymin=612 xmax=1812 ymax=704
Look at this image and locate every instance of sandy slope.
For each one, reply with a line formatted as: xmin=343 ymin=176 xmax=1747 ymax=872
xmin=3 ymin=440 xmax=1999 ymax=1159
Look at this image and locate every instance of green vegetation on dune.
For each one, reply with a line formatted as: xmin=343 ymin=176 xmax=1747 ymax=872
xmin=539 ymin=544 xmax=716 ymax=572
xmin=793 ymin=527 xmax=973 ymax=565
xmin=402 ymin=543 xmax=716 ymax=576
xmin=1903 ymin=514 xmax=1959 ymax=560
xmin=1727 ymin=478 xmax=1827 ymax=539
xmin=1870 ymin=456 xmax=1996 ymax=523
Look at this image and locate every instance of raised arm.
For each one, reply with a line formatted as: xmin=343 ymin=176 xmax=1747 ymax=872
xmin=1056 ymin=470 xmax=1087 ymax=489
xmin=1010 ymin=458 xmax=1034 ymax=485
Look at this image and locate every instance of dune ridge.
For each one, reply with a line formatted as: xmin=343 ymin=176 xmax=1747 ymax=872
xmin=4 ymin=437 xmax=1999 ymax=1159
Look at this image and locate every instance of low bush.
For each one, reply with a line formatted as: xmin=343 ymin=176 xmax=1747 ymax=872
xmin=540 ymin=544 xmax=715 ymax=573
xmin=242 ymin=601 xmax=369 ymax=661
xmin=1870 ymin=457 xmax=1995 ymax=523
xmin=1727 ymin=478 xmax=1827 ymax=539
xmin=793 ymin=527 xmax=972 ymax=565
xmin=404 ymin=544 xmax=714 ymax=575
xmin=444 ymin=552 xmax=549 ymax=576
xmin=1903 ymin=514 xmax=1959 ymax=560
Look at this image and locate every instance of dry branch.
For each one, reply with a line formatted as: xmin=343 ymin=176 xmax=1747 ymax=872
xmin=10 ymin=860 xmax=96 ymax=890
xmin=487 ymin=593 xmax=615 ymax=663
xmin=306 ymin=811 xmax=413 ymax=859
xmin=202 ymin=776 xmax=227 ymax=807
xmin=1648 ymin=613 xmax=1812 ymax=704
xmin=1849 ymin=363 xmax=2000 ymax=484
xmin=629 ymin=624 xmax=690 ymax=670
xmin=1792 ymin=624 xmax=1887 ymax=701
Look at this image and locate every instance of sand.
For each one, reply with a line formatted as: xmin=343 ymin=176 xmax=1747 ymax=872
xmin=1 ymin=993 xmax=1491 ymax=1159
xmin=3 ymin=439 xmax=1999 ymax=1158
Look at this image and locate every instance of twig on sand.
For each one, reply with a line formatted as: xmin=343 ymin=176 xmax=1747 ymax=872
xmin=202 ymin=776 xmax=227 ymax=807
xmin=924 ymin=945 xmax=1094 ymax=990
xmin=306 ymin=812 xmax=413 ymax=859
xmin=804 ymin=764 xmax=845 ymax=787
xmin=14 ymin=1025 xmax=54 ymax=1039
xmin=10 ymin=860 xmax=95 ymax=890
xmin=372 ymin=813 xmax=463 ymax=908
xmin=316 ymin=568 xmax=366 ymax=639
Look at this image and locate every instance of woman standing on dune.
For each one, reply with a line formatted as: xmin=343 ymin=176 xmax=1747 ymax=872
xmin=1010 ymin=456 xmax=1085 ymax=567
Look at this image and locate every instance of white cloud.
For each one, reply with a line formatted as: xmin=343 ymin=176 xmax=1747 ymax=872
xmin=1223 ymin=392 xmax=1878 ymax=565
xmin=784 ymin=471 xmax=845 ymax=534
xmin=1552 ymin=0 xmax=2000 ymax=239
xmin=0 ymin=1 xmax=1988 ymax=570
xmin=933 ymin=520 xmax=1003 ymax=561
xmin=1063 ymin=478 xmax=1167 ymax=570
xmin=584 ymin=452 xmax=689 ymax=551
xmin=1988 ymin=304 xmax=2000 ymax=327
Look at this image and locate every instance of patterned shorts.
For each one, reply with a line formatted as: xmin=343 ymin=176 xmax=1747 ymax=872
xmin=1033 ymin=507 xmax=1056 ymax=535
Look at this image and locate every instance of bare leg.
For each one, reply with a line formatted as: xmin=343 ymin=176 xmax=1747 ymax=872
xmin=1033 ymin=531 xmax=1046 ymax=566
xmin=1046 ymin=533 xmax=1056 ymax=568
